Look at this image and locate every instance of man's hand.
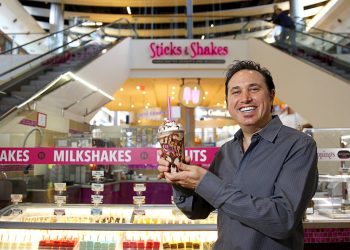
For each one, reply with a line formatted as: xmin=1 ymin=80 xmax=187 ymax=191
xmin=157 ymin=151 xmax=207 ymax=190
xmin=165 ymin=162 xmax=207 ymax=190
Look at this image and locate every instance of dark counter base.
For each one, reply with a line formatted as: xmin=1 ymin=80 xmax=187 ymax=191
xmin=305 ymin=242 xmax=350 ymax=250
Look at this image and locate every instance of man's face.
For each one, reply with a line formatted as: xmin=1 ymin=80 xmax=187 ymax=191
xmin=227 ymin=69 xmax=275 ymax=132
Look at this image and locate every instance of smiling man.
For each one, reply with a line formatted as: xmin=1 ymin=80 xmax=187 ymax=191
xmin=158 ymin=60 xmax=318 ymax=250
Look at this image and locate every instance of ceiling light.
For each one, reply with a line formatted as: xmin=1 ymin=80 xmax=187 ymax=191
xmin=171 ymin=91 xmax=175 ymax=95
xmin=217 ymin=103 xmax=220 ymax=106
xmin=127 ymin=6 xmax=132 ymax=15
xmin=171 ymin=96 xmax=175 ymax=100
xmin=142 ymin=91 xmax=146 ymax=95
xmin=205 ymin=91 xmax=208 ymax=95
xmin=210 ymin=24 xmax=214 ymax=28
xmin=66 ymin=72 xmax=114 ymax=100
xmin=136 ymin=85 xmax=141 ymax=90
xmin=131 ymin=104 xmax=135 ymax=108
xmin=172 ymin=86 xmax=176 ymax=90
xmin=147 ymin=102 xmax=150 ymax=106
xmin=118 ymin=102 xmax=122 ymax=106
xmin=201 ymin=35 xmax=205 ymax=40
xmin=203 ymin=96 xmax=206 ymax=100
xmin=120 ymin=88 xmax=124 ymax=91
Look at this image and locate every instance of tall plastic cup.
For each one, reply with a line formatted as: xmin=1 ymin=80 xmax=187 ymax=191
xmin=157 ymin=119 xmax=185 ymax=173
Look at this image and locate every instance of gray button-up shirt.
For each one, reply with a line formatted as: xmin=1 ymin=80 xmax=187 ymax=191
xmin=173 ymin=116 xmax=318 ymax=250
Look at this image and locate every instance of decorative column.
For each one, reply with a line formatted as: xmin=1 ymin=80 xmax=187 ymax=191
xmin=289 ymin=0 xmax=304 ymax=30
xmin=186 ymin=0 xmax=193 ymax=38
xmin=49 ymin=3 xmax=64 ymax=52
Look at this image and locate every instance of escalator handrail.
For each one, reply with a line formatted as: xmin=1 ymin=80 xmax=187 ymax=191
xmin=0 ymin=21 xmax=85 ymax=55
xmin=0 ymin=28 xmax=102 ymax=80
xmin=0 ymin=18 xmax=137 ymax=81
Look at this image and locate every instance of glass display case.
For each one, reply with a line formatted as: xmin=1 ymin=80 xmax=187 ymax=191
xmin=304 ymin=128 xmax=350 ymax=219
xmin=0 ymin=204 xmax=217 ymax=250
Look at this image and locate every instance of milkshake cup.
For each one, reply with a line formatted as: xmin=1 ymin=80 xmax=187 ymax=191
xmin=157 ymin=119 xmax=185 ymax=173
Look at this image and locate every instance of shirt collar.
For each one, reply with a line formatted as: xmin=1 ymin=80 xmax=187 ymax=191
xmin=233 ymin=115 xmax=282 ymax=143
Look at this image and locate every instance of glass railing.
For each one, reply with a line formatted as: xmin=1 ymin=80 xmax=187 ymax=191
xmin=295 ymin=21 xmax=350 ymax=53
xmin=0 ymin=18 xmax=137 ymax=82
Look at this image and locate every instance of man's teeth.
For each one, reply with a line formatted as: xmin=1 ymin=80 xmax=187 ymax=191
xmin=240 ymin=107 xmax=256 ymax=112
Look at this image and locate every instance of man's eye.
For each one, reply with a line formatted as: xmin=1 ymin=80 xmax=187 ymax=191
xmin=250 ymin=87 xmax=260 ymax=92
xmin=231 ymin=91 xmax=240 ymax=95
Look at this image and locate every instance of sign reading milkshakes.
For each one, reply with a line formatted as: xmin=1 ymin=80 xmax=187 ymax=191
xmin=0 ymin=147 xmax=219 ymax=166
xmin=149 ymin=41 xmax=229 ymax=64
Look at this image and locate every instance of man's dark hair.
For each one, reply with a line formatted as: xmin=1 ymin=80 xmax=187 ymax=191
xmin=225 ymin=60 xmax=275 ymax=101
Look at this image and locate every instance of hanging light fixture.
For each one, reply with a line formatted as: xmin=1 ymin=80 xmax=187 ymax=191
xmin=179 ymin=78 xmax=203 ymax=108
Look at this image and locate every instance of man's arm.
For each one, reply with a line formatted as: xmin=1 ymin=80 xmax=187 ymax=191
xmin=195 ymin=136 xmax=318 ymax=239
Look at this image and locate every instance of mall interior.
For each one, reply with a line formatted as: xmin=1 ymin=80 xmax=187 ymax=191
xmin=0 ymin=0 xmax=350 ymax=249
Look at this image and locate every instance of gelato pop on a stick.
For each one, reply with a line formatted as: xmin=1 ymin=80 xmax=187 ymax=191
xmin=158 ymin=119 xmax=185 ymax=173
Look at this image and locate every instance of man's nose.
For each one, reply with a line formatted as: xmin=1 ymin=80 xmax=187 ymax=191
xmin=241 ymin=90 xmax=252 ymax=102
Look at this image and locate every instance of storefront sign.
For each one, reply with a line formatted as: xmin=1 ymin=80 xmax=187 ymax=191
xmin=148 ymin=41 xmax=229 ymax=64
xmin=137 ymin=108 xmax=166 ymax=120
xmin=195 ymin=107 xmax=230 ymax=120
xmin=317 ymin=148 xmax=350 ymax=161
xmin=0 ymin=147 xmax=219 ymax=165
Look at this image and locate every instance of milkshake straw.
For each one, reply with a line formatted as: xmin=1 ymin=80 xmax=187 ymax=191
xmin=167 ymin=96 xmax=172 ymax=120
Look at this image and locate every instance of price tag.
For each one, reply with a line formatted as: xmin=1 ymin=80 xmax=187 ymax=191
xmin=133 ymin=208 xmax=146 ymax=216
xmin=54 ymin=209 xmax=66 ymax=216
xmin=133 ymin=183 xmax=146 ymax=192
xmin=54 ymin=183 xmax=66 ymax=192
xmin=91 ymin=208 xmax=103 ymax=216
xmin=91 ymin=195 xmax=103 ymax=204
xmin=11 ymin=207 xmax=23 ymax=215
xmin=133 ymin=196 xmax=146 ymax=205
xmin=91 ymin=183 xmax=104 ymax=192
xmin=306 ymin=207 xmax=314 ymax=215
xmin=54 ymin=195 xmax=67 ymax=205
xmin=11 ymin=194 xmax=23 ymax=203
xmin=92 ymin=171 xmax=104 ymax=178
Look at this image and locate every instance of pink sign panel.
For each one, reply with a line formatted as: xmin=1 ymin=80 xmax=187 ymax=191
xmin=0 ymin=147 xmax=219 ymax=165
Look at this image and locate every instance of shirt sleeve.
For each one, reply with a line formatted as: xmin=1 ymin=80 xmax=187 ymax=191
xmin=195 ymin=136 xmax=318 ymax=239
xmin=172 ymin=166 xmax=216 ymax=220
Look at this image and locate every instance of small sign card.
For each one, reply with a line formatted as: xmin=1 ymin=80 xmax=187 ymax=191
xmin=133 ymin=196 xmax=146 ymax=205
xmin=54 ymin=183 xmax=66 ymax=192
xmin=133 ymin=208 xmax=146 ymax=216
xmin=91 ymin=194 xmax=103 ymax=204
xmin=133 ymin=183 xmax=146 ymax=192
xmin=54 ymin=209 xmax=66 ymax=216
xmin=91 ymin=183 xmax=104 ymax=193
xmin=11 ymin=194 xmax=23 ymax=203
xmin=91 ymin=207 xmax=103 ymax=216
xmin=54 ymin=195 xmax=67 ymax=205
xmin=11 ymin=207 xmax=23 ymax=216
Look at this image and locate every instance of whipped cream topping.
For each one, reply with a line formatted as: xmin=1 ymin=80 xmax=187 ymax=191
xmin=158 ymin=119 xmax=183 ymax=134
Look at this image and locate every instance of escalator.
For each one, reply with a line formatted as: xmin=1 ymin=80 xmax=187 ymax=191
xmin=0 ymin=18 xmax=137 ymax=121
xmin=262 ymin=22 xmax=350 ymax=81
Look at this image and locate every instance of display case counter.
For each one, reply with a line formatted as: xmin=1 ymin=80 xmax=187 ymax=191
xmin=1 ymin=203 xmax=350 ymax=249
xmin=0 ymin=204 xmax=217 ymax=249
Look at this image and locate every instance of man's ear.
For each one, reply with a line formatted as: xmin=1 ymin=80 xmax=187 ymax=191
xmin=270 ymin=89 xmax=275 ymax=102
